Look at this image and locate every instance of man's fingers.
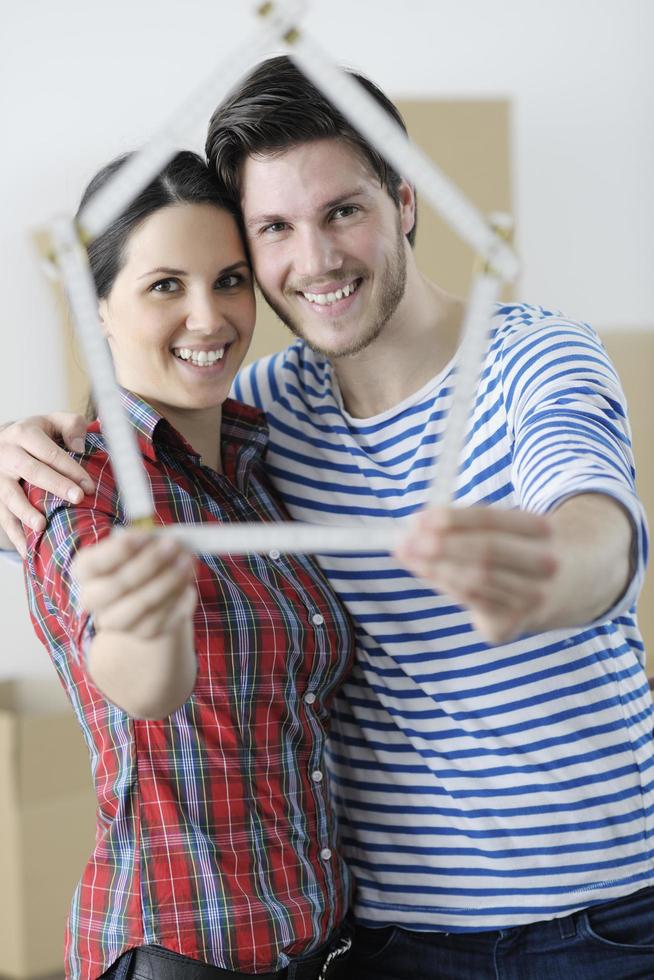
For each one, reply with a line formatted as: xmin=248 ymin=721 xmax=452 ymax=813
xmin=431 ymin=564 xmax=545 ymax=613
xmin=421 ymin=531 xmax=558 ymax=580
xmin=0 ymin=474 xmax=46 ymax=532
xmin=47 ymin=413 xmax=89 ymax=455
xmin=0 ymin=502 xmax=28 ymax=558
xmin=414 ymin=505 xmax=552 ymax=539
xmin=1 ymin=438 xmax=94 ymax=500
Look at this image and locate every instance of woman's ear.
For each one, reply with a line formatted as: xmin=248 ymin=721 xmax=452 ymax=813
xmin=97 ymin=299 xmax=110 ymax=337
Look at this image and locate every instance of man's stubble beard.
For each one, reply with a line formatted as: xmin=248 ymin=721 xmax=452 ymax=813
xmin=255 ymin=220 xmax=408 ymax=360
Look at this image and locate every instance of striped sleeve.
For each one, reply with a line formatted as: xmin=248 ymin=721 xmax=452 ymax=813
xmin=500 ymin=316 xmax=649 ymax=617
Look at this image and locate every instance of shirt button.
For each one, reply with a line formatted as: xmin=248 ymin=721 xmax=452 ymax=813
xmin=320 ymin=847 xmax=332 ymax=861
xmin=268 ymin=549 xmax=281 ymax=561
xmin=311 ymin=770 xmax=324 ymax=783
xmin=304 ymin=691 xmax=317 ymax=705
xmin=311 ymin=613 xmax=325 ymax=626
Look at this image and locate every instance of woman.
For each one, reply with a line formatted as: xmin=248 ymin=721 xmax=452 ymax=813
xmin=23 ymin=151 xmax=354 ymax=980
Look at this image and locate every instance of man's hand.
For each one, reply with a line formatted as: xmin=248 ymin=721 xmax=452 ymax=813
xmin=0 ymin=413 xmax=93 ymax=556
xmin=396 ymin=505 xmax=556 ymax=644
xmin=395 ymin=495 xmax=634 ymax=645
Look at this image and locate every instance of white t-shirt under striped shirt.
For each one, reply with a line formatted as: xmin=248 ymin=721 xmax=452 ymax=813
xmin=233 ymin=303 xmax=653 ymax=932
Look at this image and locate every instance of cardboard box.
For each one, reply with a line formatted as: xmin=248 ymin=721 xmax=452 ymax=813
xmin=0 ymin=678 xmax=96 ymax=979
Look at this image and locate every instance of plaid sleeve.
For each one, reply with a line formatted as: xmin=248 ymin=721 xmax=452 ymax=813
xmin=500 ymin=315 xmax=649 ymax=618
xmin=24 ymin=452 xmax=126 ymax=665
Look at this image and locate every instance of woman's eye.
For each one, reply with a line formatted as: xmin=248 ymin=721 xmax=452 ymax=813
xmin=150 ymin=278 xmax=180 ymax=293
xmin=215 ymin=273 xmax=243 ymax=290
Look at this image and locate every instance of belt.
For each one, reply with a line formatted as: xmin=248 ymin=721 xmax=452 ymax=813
xmin=126 ymin=931 xmax=352 ymax=980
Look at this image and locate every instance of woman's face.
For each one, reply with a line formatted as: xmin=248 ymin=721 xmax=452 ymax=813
xmin=99 ymin=202 xmax=255 ymax=417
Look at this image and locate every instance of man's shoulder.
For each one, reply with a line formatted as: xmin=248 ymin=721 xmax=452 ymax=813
xmin=493 ymin=302 xmax=597 ymax=342
xmin=234 ymin=340 xmax=334 ymax=413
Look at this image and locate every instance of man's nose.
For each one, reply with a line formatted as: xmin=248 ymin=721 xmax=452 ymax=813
xmin=294 ymin=226 xmax=342 ymax=280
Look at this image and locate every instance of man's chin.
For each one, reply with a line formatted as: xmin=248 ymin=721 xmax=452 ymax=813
xmin=262 ymin=297 xmax=382 ymax=359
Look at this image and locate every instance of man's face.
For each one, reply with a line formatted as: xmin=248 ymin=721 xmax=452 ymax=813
xmin=240 ymin=139 xmax=415 ymax=359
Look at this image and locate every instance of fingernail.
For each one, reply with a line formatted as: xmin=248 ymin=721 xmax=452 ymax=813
xmin=72 ymin=438 xmax=85 ymax=453
xmin=67 ymin=487 xmax=83 ymax=503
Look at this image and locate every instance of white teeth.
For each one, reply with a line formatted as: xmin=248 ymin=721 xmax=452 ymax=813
xmin=173 ymin=347 xmax=225 ymax=366
xmin=302 ymin=280 xmax=358 ymax=305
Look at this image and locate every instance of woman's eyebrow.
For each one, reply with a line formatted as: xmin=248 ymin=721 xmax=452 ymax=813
xmin=218 ymin=260 xmax=250 ymax=274
xmin=138 ymin=266 xmax=186 ymax=280
xmin=138 ymin=260 xmax=250 ymax=280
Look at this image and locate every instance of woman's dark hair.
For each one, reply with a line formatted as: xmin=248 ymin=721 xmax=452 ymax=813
xmin=205 ymin=56 xmax=417 ymax=246
xmin=76 ymin=149 xmax=246 ymax=299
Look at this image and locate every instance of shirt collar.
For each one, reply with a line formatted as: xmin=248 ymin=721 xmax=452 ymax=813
xmin=87 ymin=389 xmax=269 ymax=468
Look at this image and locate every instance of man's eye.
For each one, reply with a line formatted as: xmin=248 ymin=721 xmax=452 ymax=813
xmin=261 ymin=222 xmax=288 ymax=235
xmin=332 ymin=205 xmax=359 ymax=220
xmin=151 ymin=278 xmax=180 ymax=293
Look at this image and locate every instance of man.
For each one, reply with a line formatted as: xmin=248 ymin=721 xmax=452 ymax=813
xmin=1 ymin=57 xmax=652 ymax=979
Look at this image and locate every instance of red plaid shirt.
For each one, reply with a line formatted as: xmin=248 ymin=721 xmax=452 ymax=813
xmin=24 ymin=392 xmax=354 ymax=980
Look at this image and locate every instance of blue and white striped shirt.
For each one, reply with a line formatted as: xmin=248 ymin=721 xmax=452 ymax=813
xmin=234 ymin=303 xmax=653 ymax=932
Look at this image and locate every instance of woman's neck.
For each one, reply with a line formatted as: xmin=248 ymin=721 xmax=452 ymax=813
xmin=146 ymin=399 xmax=224 ymax=473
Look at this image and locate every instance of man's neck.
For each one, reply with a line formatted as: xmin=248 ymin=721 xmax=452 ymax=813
xmin=333 ymin=271 xmax=465 ymax=419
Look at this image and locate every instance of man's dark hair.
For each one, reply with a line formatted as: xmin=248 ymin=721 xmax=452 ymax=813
xmin=205 ymin=55 xmax=417 ymax=246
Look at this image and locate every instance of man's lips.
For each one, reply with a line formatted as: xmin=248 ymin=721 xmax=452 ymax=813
xmin=294 ymin=277 xmax=363 ymax=315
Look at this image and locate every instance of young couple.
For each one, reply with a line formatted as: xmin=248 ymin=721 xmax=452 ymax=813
xmin=2 ymin=56 xmax=652 ymax=980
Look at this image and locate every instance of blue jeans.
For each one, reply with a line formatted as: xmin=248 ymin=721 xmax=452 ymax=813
xmin=347 ymin=885 xmax=654 ymax=980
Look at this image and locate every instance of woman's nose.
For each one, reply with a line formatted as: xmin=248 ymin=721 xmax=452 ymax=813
xmin=186 ymin=290 xmax=225 ymax=332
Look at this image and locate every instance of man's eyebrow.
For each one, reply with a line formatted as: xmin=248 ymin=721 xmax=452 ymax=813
xmin=245 ymin=186 xmax=370 ymax=229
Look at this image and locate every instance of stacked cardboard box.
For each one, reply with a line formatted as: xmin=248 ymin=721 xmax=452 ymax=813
xmin=0 ymin=678 xmax=96 ymax=979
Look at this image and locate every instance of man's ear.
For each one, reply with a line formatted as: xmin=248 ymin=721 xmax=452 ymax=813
xmin=397 ymin=179 xmax=416 ymax=238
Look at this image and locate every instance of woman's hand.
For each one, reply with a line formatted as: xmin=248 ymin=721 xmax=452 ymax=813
xmin=72 ymin=529 xmax=199 ymax=718
xmin=73 ymin=529 xmax=197 ymax=641
xmin=0 ymin=413 xmax=93 ymax=556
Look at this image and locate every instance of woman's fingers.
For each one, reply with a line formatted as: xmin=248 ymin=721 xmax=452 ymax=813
xmin=135 ymin=584 xmax=198 ymax=641
xmin=76 ymin=533 xmax=193 ymax=613
xmin=96 ymin=558 xmax=196 ymax=636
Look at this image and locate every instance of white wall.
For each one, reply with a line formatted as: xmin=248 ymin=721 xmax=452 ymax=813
xmin=2 ymin=0 xmax=653 ymax=678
